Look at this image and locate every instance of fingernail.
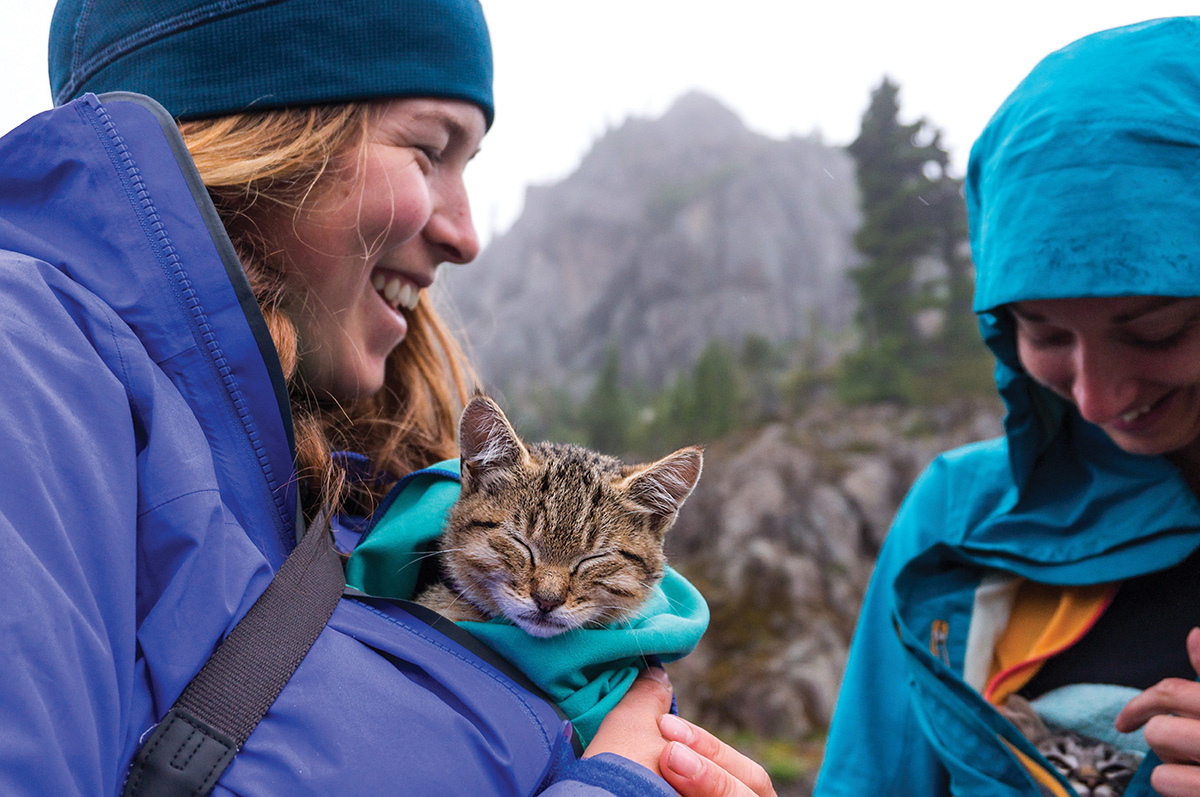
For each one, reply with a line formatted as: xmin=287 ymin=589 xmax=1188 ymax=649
xmin=667 ymin=741 xmax=704 ymax=780
xmin=645 ymin=666 xmax=671 ymax=686
xmin=658 ymin=713 xmax=694 ymax=743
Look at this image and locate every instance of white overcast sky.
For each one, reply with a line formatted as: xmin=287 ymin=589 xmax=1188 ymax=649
xmin=6 ymin=2 xmax=1199 ymax=243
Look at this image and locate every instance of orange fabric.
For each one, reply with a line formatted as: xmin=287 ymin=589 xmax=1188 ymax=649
xmin=984 ymin=581 xmax=1118 ymax=705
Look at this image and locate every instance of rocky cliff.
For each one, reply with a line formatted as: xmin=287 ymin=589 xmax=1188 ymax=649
xmin=442 ymin=89 xmax=1003 ymax=793
xmin=443 ymin=92 xmax=861 ymax=398
xmin=665 ymin=398 xmax=1004 ymax=792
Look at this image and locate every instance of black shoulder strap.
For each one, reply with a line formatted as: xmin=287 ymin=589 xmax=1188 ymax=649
xmin=122 ymin=511 xmax=344 ymax=797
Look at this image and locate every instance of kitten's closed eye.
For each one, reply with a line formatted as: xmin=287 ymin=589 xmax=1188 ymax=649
xmin=414 ymin=395 xmax=703 ymax=638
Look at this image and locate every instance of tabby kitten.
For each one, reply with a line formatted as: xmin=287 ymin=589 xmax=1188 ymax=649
xmin=1000 ymin=695 xmax=1143 ymax=797
xmin=415 ymin=395 xmax=703 ymax=639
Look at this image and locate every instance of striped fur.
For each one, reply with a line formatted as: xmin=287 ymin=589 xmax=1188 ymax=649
xmin=417 ymin=396 xmax=703 ymax=638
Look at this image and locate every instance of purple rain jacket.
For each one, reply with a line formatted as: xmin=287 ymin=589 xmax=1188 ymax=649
xmin=0 ymin=91 xmax=675 ymax=797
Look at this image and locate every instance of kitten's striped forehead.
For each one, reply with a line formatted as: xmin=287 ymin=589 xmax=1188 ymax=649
xmin=521 ymin=443 xmax=628 ymax=554
xmin=529 ymin=442 xmax=622 ymax=476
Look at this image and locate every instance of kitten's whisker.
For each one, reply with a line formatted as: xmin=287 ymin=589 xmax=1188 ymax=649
xmin=657 ymin=592 xmax=689 ymax=612
xmin=388 ymin=547 xmax=470 ymax=576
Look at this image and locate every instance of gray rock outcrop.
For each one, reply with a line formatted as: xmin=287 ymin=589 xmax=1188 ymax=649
xmin=664 ymin=399 xmax=1004 ymax=790
xmin=443 ymin=91 xmax=860 ymax=399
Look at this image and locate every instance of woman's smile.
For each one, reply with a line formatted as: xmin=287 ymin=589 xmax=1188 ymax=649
xmin=1012 ymin=296 xmax=1200 ymax=466
xmin=266 ymin=98 xmax=486 ymax=402
xmin=371 ymin=268 xmax=424 ymax=313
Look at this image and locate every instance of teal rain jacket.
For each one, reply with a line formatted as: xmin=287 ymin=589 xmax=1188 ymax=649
xmin=815 ymin=17 xmax=1200 ymax=796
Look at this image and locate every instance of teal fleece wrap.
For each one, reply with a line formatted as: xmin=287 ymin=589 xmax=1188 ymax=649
xmin=49 ymin=0 xmax=494 ymax=125
xmin=344 ymin=460 xmax=710 ymax=745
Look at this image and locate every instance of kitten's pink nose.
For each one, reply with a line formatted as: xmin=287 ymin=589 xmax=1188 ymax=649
xmin=533 ymin=591 xmax=564 ymax=613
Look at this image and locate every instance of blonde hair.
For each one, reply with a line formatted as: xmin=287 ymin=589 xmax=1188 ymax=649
xmin=179 ymin=105 xmax=477 ymax=516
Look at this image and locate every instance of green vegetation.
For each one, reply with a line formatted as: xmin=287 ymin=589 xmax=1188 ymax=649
xmin=723 ymin=730 xmax=825 ymax=789
xmin=502 ymin=77 xmax=996 ymax=458
xmin=838 ymin=76 xmax=994 ymax=403
xmin=517 ymin=338 xmax=820 ymax=459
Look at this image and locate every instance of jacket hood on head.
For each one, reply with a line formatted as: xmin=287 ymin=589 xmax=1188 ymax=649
xmin=965 ymin=17 xmax=1200 ymax=487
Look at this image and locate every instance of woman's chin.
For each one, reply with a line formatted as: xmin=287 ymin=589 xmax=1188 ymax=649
xmin=299 ymin=354 xmax=390 ymax=406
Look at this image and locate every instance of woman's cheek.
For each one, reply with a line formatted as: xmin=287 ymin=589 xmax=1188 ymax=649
xmin=361 ymin=154 xmax=435 ymax=244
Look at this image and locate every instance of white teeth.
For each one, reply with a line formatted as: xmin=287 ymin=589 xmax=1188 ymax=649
xmin=398 ymin=283 xmax=419 ymax=311
xmin=383 ymin=278 xmax=401 ymax=303
xmin=1120 ymin=405 xmax=1153 ymax=423
xmin=375 ymin=274 xmax=421 ymax=311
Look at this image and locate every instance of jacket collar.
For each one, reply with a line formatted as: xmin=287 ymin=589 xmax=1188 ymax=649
xmin=0 ymin=93 xmax=298 ymax=566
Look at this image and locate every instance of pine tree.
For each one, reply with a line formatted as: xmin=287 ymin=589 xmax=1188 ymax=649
xmin=842 ymin=77 xmax=964 ymax=402
xmin=581 ymin=346 xmax=632 ymax=453
xmin=691 ymin=340 xmax=739 ymax=440
xmin=925 ymin=171 xmax=995 ymax=396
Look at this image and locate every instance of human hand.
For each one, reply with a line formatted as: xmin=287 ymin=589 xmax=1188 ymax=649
xmin=585 ymin=667 xmax=674 ymax=775
xmin=1115 ymin=627 xmax=1200 ymax=797
xmin=584 ymin=668 xmax=776 ymax=797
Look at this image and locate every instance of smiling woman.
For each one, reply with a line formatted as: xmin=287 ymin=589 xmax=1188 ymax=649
xmin=1011 ymin=296 xmax=1200 ymax=470
xmin=0 ymin=0 xmax=778 ymax=794
xmin=249 ymin=99 xmax=485 ymax=403
xmin=175 ymin=100 xmax=482 ymax=511
xmin=816 ymin=17 xmax=1200 ymax=797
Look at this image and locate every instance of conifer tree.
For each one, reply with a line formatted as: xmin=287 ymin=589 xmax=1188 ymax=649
xmin=842 ymin=77 xmax=966 ymax=402
xmin=581 ymin=346 xmax=632 ymax=453
xmin=691 ymin=340 xmax=739 ymax=440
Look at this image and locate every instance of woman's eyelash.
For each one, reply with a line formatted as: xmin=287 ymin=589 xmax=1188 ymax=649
xmin=1127 ymin=326 xmax=1192 ymax=349
xmin=417 ymin=144 xmax=444 ymax=163
xmin=1020 ymin=328 xmax=1071 ymax=348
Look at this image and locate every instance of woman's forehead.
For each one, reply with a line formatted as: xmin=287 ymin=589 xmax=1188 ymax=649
xmin=1009 ymin=296 xmax=1200 ymax=324
xmin=371 ymin=99 xmax=487 ymax=141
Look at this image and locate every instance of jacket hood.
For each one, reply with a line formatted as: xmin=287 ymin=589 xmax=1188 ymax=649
xmin=0 ymin=93 xmax=298 ymax=566
xmin=966 ymin=17 xmax=1200 ymax=492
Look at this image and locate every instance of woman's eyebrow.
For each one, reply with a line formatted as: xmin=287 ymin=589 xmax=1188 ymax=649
xmin=411 ymin=109 xmax=471 ymax=141
xmin=1008 ymin=305 xmax=1045 ymax=322
xmin=1113 ymin=297 xmax=1183 ymax=323
xmin=1009 ymin=297 xmax=1187 ymax=324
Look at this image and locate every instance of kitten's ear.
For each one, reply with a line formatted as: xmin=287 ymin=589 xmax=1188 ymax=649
xmin=619 ymin=447 xmax=703 ymax=525
xmin=999 ymin=695 xmax=1049 ymax=745
xmin=458 ymin=396 xmax=529 ymax=490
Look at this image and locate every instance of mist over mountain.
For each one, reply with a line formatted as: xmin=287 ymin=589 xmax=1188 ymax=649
xmin=442 ymin=91 xmax=861 ymax=399
xmin=439 ymin=91 xmax=1005 ymax=793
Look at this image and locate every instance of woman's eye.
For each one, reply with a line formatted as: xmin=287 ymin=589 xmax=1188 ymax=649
xmin=1126 ymin=325 xmax=1193 ymax=350
xmin=1019 ymin=327 xmax=1071 ymax=349
xmin=417 ymin=144 xmax=445 ymax=164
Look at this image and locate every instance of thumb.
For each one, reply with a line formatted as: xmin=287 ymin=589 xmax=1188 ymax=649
xmin=583 ymin=667 xmax=674 ymax=774
xmin=613 ymin=666 xmax=674 ymax=717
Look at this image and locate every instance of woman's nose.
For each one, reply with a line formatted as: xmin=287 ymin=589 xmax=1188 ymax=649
xmin=1071 ymin=347 xmax=1138 ymax=424
xmin=426 ymin=179 xmax=480 ymax=265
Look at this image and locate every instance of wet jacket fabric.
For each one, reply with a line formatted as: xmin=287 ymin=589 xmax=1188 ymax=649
xmin=0 ymin=92 xmax=674 ymax=796
xmin=342 ymin=460 xmax=710 ymax=746
xmin=815 ymin=17 xmax=1200 ymax=796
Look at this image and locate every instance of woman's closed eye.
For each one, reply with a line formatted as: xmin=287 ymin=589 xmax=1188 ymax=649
xmin=414 ymin=143 xmax=444 ymax=167
xmin=1118 ymin=320 xmax=1199 ymax=350
xmin=1015 ymin=321 xmax=1072 ymax=350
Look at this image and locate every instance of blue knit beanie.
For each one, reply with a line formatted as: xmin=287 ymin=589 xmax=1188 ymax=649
xmin=48 ymin=0 xmax=493 ymax=126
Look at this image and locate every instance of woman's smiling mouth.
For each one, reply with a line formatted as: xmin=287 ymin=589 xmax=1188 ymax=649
xmin=372 ymin=270 xmax=421 ymax=311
